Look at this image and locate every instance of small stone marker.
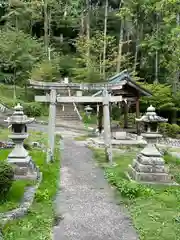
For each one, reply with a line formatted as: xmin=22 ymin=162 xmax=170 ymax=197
xmin=112 ymin=131 xmax=127 ymax=140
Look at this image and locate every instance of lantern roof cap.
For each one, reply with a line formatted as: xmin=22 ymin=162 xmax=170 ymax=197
xmin=136 ymin=105 xmax=168 ymax=123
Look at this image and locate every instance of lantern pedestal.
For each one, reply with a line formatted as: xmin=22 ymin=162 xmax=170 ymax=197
xmin=7 ymin=134 xmax=39 ymax=180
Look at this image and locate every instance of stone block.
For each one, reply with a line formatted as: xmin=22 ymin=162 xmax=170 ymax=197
xmin=128 ymin=165 xmax=172 ymax=183
xmin=9 ymin=158 xmax=38 ymax=180
xmin=112 ymin=131 xmax=127 ymax=140
xmin=136 ymin=154 xmax=165 ymax=165
xmin=132 ymin=159 xmax=167 ymax=173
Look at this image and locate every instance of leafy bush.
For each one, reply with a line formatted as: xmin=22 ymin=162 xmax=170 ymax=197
xmin=0 ymin=161 xmax=14 ymax=199
xmin=31 ymin=59 xmax=60 ymax=82
xmin=0 ymin=29 xmax=45 ymax=85
xmin=159 ymin=123 xmax=180 ymax=138
xmin=119 ymin=113 xmax=136 ymax=128
xmin=116 ymin=180 xmax=142 ymax=199
xmin=111 ymin=104 xmax=122 ymax=121
xmin=105 ymin=168 xmax=155 ymax=199
xmin=23 ymin=102 xmax=42 ymax=117
xmin=0 ymin=95 xmax=47 ymax=117
xmin=82 ymin=112 xmax=97 ymax=125
xmin=35 ymin=189 xmax=50 ymax=202
xmin=23 ymin=142 xmax=32 ymax=151
xmin=140 ymin=83 xmax=175 ymax=112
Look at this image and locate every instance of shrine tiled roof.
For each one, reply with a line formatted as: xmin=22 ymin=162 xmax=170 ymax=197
xmin=108 ymin=69 xmax=130 ymax=84
xmin=108 ymin=70 xmax=152 ymax=97
xmin=29 ymin=69 xmax=152 ymax=97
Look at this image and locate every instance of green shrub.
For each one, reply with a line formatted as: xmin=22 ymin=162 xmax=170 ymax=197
xmin=112 ymin=104 xmax=122 ymax=121
xmin=119 ymin=113 xmax=136 ymax=128
xmin=82 ymin=112 xmax=97 ymax=125
xmin=23 ymin=102 xmax=42 ymax=117
xmin=116 ymin=180 xmax=142 ymax=199
xmin=105 ymin=168 xmax=155 ymax=199
xmin=23 ymin=142 xmax=32 ymax=150
xmin=0 ymin=161 xmax=14 ymax=199
xmin=159 ymin=123 xmax=180 ymax=138
xmin=0 ymin=94 xmax=43 ymax=117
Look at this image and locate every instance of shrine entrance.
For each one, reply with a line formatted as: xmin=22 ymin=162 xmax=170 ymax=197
xmin=29 ymin=70 xmax=152 ymax=163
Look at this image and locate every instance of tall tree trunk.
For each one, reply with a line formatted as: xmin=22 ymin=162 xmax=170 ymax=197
xmin=172 ymin=12 xmax=180 ymax=123
xmin=100 ymin=53 xmax=102 ymax=75
xmin=49 ymin=9 xmax=51 ymax=42
xmin=127 ymin=31 xmax=130 ymax=53
xmin=134 ymin=21 xmax=143 ymax=73
xmin=133 ymin=38 xmax=138 ymax=73
xmin=44 ymin=0 xmax=49 ymax=54
xmin=86 ymin=0 xmax=90 ymax=68
xmin=13 ymin=69 xmax=16 ymax=102
xmin=134 ymin=15 xmax=139 ymax=73
xmin=116 ymin=18 xmax=124 ymax=73
xmin=80 ymin=12 xmax=85 ymax=35
xmin=103 ymin=0 xmax=108 ymax=80
xmin=154 ymin=50 xmax=159 ymax=83
xmin=116 ymin=0 xmax=124 ymax=73
xmin=154 ymin=14 xmax=159 ymax=83
xmin=139 ymin=23 xmax=144 ymax=71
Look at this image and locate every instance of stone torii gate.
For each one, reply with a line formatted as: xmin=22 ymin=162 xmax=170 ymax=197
xmin=34 ymin=88 xmax=126 ymax=163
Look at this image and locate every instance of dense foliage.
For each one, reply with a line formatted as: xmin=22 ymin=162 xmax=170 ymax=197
xmin=0 ymin=161 xmax=14 ymax=198
xmin=0 ymin=0 xmax=179 ymax=120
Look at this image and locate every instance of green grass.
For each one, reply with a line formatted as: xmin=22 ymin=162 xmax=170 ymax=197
xmin=93 ymin=149 xmax=180 ymax=240
xmin=0 ymin=128 xmax=60 ymax=239
xmin=26 ymin=130 xmax=49 ymax=147
xmin=0 ymin=127 xmax=49 ymax=147
xmin=169 ymin=147 xmax=180 ymax=153
xmin=0 ymin=128 xmax=10 ymax=141
xmin=36 ymin=115 xmax=49 ymax=122
xmin=0 ymin=180 xmax=34 ymax=213
xmin=0 ymin=149 xmax=35 ymax=214
xmin=74 ymin=135 xmax=89 ymax=141
xmin=2 ymin=147 xmax=60 ymax=240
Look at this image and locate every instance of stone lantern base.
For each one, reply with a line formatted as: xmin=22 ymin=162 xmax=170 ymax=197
xmin=7 ymin=144 xmax=39 ymax=180
xmin=127 ymin=144 xmax=176 ymax=185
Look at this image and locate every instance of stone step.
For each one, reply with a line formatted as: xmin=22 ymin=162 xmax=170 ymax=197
xmin=56 ymin=117 xmax=80 ymax=121
xmin=56 ymin=111 xmax=80 ymax=116
xmin=57 ymin=109 xmax=78 ymax=113
xmin=56 ymin=114 xmax=80 ymax=118
xmin=56 ymin=111 xmax=78 ymax=114
xmin=56 ymin=103 xmax=81 ymax=123
xmin=55 ymin=120 xmax=84 ymax=130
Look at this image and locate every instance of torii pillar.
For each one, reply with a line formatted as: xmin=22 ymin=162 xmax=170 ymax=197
xmin=47 ymin=89 xmax=57 ymax=162
xmin=103 ymin=89 xmax=112 ymax=163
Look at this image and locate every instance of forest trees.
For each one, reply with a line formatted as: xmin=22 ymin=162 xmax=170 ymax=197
xmin=0 ymin=0 xmax=179 ymax=120
xmin=0 ymin=0 xmax=179 ymax=84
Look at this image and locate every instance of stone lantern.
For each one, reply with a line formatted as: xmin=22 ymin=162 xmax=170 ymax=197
xmin=5 ymin=103 xmax=39 ymax=180
xmin=85 ymin=105 xmax=93 ymax=119
xmin=127 ymin=105 xmax=175 ymax=185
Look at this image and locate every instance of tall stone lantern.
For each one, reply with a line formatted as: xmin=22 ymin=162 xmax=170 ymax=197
xmin=127 ymin=105 xmax=174 ymax=185
xmin=5 ymin=103 xmax=39 ymax=180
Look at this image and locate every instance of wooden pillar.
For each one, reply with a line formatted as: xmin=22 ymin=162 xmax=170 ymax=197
xmin=47 ymin=89 xmax=56 ymax=162
xmin=98 ymin=104 xmax=103 ymax=133
xmin=124 ymin=102 xmax=129 ymax=129
xmin=103 ymin=89 xmax=112 ymax=163
xmin=136 ymin=97 xmax=140 ymax=135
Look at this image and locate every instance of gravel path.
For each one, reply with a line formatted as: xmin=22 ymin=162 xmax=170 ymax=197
xmin=53 ymin=138 xmax=138 ymax=240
